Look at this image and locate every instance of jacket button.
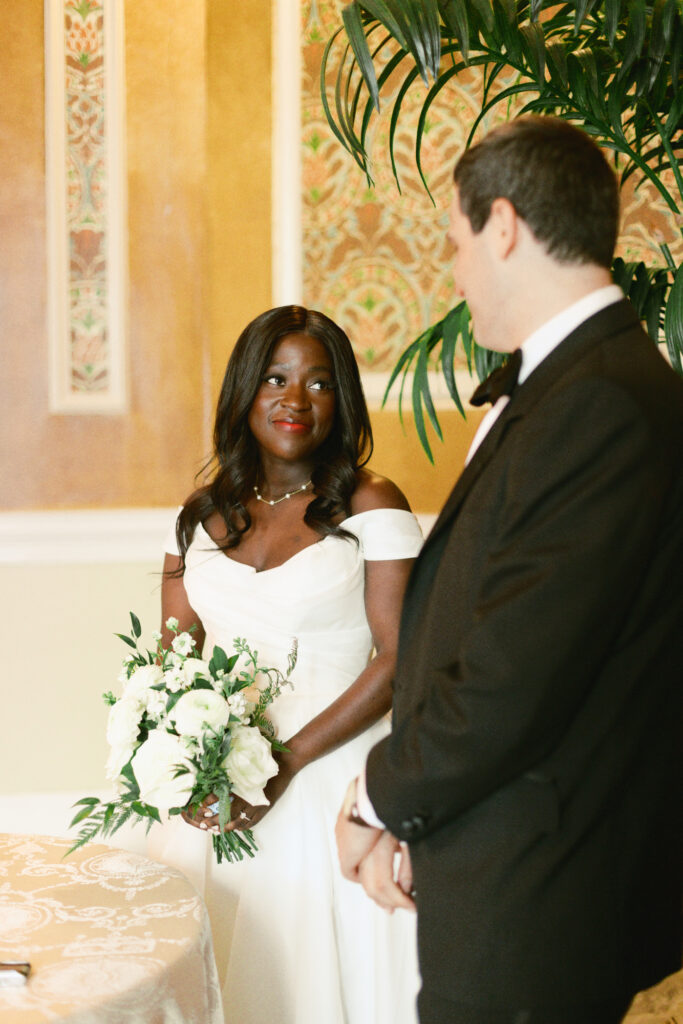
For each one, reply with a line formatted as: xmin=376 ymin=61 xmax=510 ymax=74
xmin=400 ymin=814 xmax=426 ymax=837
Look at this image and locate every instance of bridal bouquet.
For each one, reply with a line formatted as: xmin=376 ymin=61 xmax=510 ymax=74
xmin=69 ymin=613 xmax=296 ymax=863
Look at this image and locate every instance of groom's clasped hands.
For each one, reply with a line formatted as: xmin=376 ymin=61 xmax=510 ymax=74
xmin=335 ymin=783 xmax=416 ymax=915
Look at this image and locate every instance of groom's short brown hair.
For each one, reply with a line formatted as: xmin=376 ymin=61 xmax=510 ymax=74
xmin=453 ymin=116 xmax=619 ymax=269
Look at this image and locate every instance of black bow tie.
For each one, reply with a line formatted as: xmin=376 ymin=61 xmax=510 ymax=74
xmin=469 ymin=348 xmax=523 ymax=407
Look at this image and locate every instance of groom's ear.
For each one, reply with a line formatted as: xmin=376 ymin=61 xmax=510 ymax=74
xmin=487 ymin=197 xmax=518 ymax=261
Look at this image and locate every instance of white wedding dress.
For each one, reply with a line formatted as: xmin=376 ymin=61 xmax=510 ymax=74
xmin=149 ymin=507 xmax=423 ymax=1024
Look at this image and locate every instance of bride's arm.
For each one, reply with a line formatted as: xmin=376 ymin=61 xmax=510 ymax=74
xmin=160 ymin=553 xmax=206 ymax=652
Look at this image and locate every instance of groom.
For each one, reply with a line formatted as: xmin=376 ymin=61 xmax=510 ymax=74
xmin=336 ymin=116 xmax=683 ymax=1024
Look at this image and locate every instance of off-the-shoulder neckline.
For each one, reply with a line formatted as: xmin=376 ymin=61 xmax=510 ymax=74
xmin=192 ymin=507 xmax=416 ymax=576
xmin=341 ymin=507 xmax=417 ymax=525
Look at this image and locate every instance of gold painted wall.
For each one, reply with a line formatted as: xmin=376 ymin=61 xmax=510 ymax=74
xmin=0 ymin=1 xmax=273 ymax=512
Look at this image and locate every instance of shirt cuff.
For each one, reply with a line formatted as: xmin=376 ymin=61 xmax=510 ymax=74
xmin=356 ymin=768 xmax=385 ymax=829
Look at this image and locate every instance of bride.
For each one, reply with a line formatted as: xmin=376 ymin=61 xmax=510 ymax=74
xmin=150 ymin=305 xmax=422 ymax=1024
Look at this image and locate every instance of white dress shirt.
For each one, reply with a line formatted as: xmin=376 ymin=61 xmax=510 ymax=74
xmin=465 ymin=285 xmax=623 ymax=464
xmin=355 ymin=284 xmax=624 ymax=829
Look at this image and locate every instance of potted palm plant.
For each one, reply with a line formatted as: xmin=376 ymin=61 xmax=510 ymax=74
xmin=321 ymin=0 xmax=682 ymax=458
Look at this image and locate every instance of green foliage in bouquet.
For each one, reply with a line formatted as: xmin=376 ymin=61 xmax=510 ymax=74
xmin=69 ymin=613 xmax=296 ymax=864
xmin=321 ymin=0 xmax=683 ymax=459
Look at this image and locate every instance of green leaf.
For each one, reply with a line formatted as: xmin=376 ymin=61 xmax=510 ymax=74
xmin=120 ymin=760 xmax=138 ymax=790
xmin=115 ymin=632 xmax=138 ymax=650
xmin=357 ymin=0 xmax=410 ymax=51
xmin=664 ymin=263 xmax=683 ymax=374
xmin=602 ymin=0 xmax=621 ymax=48
xmin=573 ymin=0 xmax=599 ymax=33
xmin=320 ymin=28 xmax=360 ymax=161
xmin=361 ymin=0 xmax=442 ymax=82
xmin=342 ymin=2 xmax=381 ymax=112
xmin=467 ymin=0 xmax=494 ymax=32
xmin=210 ymin=645 xmax=231 ymax=675
xmin=68 ymin=799 xmax=101 ymax=828
xmin=619 ymin=0 xmax=647 ymax=78
xmin=439 ymin=0 xmax=470 ymax=62
xmin=415 ymin=60 xmax=468 ymax=200
xmin=545 ymin=40 xmax=569 ymax=87
xmin=440 ymin=306 xmax=465 ymax=417
xmin=415 ymin=340 xmax=444 ymax=440
xmin=388 ymin=64 xmax=422 ymax=192
xmin=519 ymin=21 xmax=546 ymax=79
xmin=130 ymin=612 xmax=142 ymax=639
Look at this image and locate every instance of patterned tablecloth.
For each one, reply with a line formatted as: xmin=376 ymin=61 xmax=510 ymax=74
xmin=0 ymin=833 xmax=223 ymax=1023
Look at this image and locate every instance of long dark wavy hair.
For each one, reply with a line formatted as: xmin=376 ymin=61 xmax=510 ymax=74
xmin=174 ymin=305 xmax=373 ymax=566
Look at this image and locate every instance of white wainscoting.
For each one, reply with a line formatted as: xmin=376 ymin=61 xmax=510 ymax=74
xmin=0 ymin=508 xmax=177 ymax=566
xmin=0 ymin=508 xmax=436 ymax=566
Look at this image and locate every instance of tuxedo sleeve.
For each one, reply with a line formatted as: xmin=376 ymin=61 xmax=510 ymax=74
xmin=366 ymin=375 xmax=675 ymax=841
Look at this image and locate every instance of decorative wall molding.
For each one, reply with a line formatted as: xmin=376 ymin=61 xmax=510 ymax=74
xmin=45 ymin=0 xmax=128 ymax=413
xmin=0 ymin=508 xmax=176 ymax=566
xmin=272 ymin=0 xmax=303 ymax=306
xmin=0 ymin=508 xmax=435 ymax=566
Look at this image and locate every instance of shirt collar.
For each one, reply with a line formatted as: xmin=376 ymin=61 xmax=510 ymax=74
xmin=518 ymin=284 xmax=623 ymax=385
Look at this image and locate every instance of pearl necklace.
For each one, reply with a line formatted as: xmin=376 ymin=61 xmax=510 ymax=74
xmin=253 ymin=480 xmax=311 ymax=507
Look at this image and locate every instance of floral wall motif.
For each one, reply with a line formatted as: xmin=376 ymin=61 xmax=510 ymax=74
xmin=301 ymin=0 xmax=680 ymax=394
xmin=46 ymin=0 xmax=126 ymax=412
xmin=65 ymin=0 xmax=108 ymax=393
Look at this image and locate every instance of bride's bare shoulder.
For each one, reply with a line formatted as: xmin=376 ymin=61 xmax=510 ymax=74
xmin=349 ymin=469 xmax=411 ymax=516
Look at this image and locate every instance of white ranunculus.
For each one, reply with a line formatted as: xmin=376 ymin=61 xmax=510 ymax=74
xmin=169 ymin=689 xmax=230 ymax=738
xmin=131 ymin=731 xmax=196 ymax=811
xmin=123 ymin=664 xmax=164 ymax=700
xmin=223 ymin=725 xmax=278 ymax=806
xmin=165 ymin=616 xmax=179 ymax=631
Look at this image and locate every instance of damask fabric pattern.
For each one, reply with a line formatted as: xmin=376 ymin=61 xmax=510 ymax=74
xmin=624 ymin=970 xmax=683 ymax=1024
xmin=0 ymin=834 xmax=223 ymax=1024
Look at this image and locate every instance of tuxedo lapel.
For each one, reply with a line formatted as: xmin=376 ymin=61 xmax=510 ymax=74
xmin=421 ymin=299 xmax=639 ymax=558
xmin=400 ymin=300 xmax=640 ymax=646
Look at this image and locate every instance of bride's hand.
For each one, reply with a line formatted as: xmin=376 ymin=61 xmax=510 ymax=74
xmin=180 ymin=750 xmax=302 ymax=833
xmin=181 ymin=793 xmax=220 ymax=831
xmin=224 ymin=750 xmax=300 ymax=830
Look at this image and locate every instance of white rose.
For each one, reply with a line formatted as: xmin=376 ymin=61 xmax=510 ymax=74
xmin=223 ymin=725 xmax=278 ymax=806
xmin=172 ymin=631 xmax=196 ymax=656
xmin=130 ymin=731 xmax=196 ymax=811
xmin=124 ymin=663 xmax=164 ymax=701
xmin=165 ymin=616 xmax=179 ymax=631
xmin=169 ymin=689 xmax=230 ymax=738
xmin=106 ymin=697 xmax=141 ymax=750
xmin=105 ymin=743 xmax=134 ymax=782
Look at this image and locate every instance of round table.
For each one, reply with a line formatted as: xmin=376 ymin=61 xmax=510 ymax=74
xmin=0 ymin=833 xmax=223 ymax=1023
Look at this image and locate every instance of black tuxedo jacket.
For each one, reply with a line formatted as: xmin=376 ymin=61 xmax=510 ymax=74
xmin=367 ymin=301 xmax=683 ymax=1018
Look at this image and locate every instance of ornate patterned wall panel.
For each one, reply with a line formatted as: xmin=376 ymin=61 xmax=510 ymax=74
xmin=45 ymin=0 xmax=127 ymax=412
xmin=301 ymin=1 xmax=681 ymax=406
